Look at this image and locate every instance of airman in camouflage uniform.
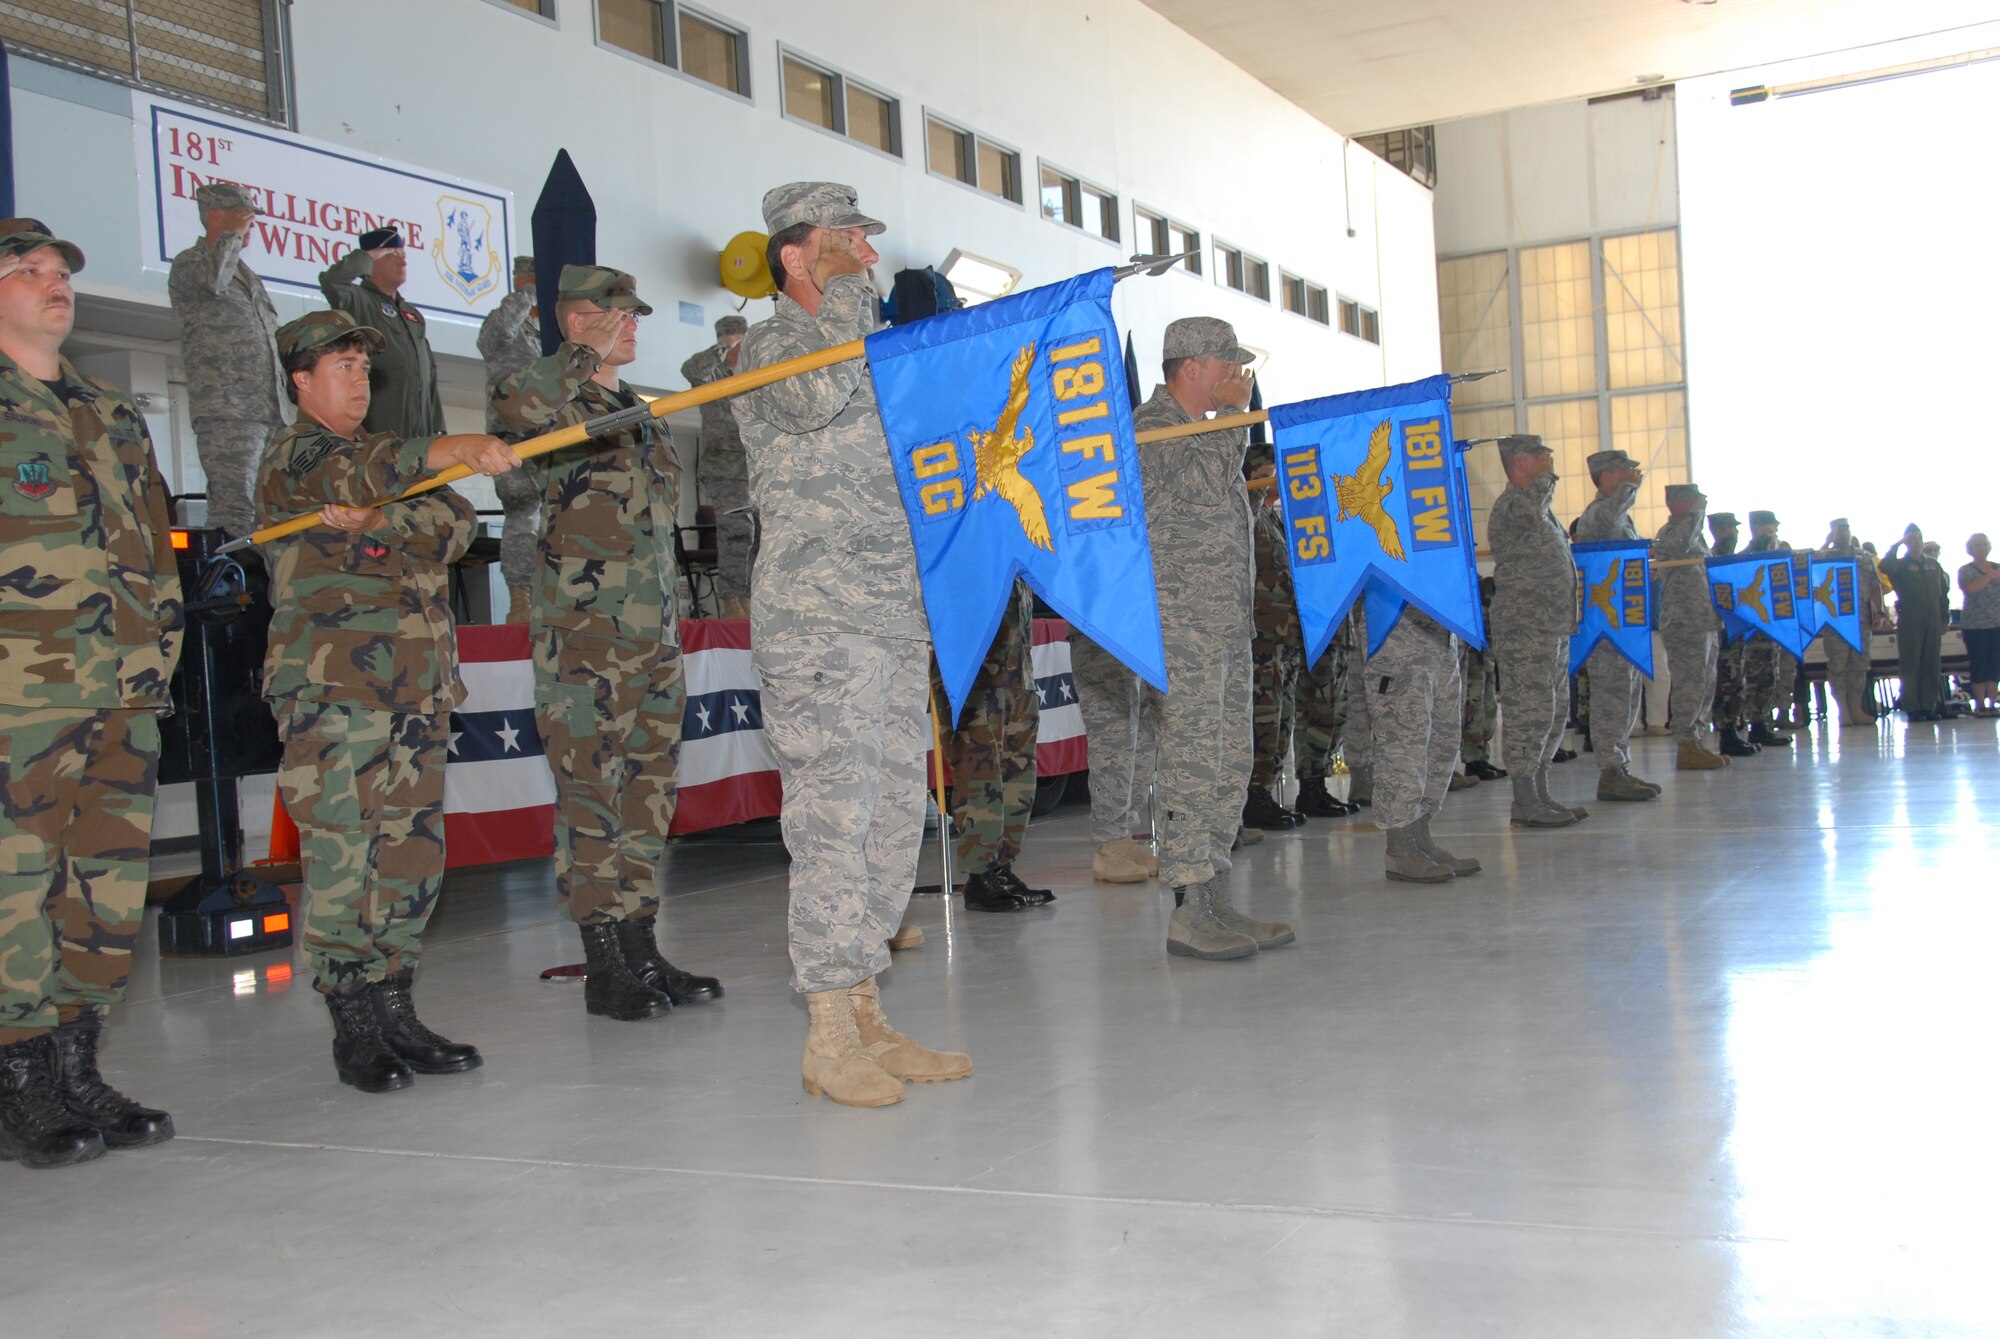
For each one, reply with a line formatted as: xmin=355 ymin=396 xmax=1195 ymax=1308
xmin=260 ymin=308 xmax=519 ymax=1093
xmin=0 ymin=221 xmax=182 ymax=1168
xmin=934 ymin=579 xmax=1050 ymax=912
xmin=1820 ymin=517 xmax=1881 ymax=727
xmin=731 ymin=183 xmax=968 ymax=1108
xmin=478 ymin=256 xmax=543 ymax=623
xmin=1485 ymin=435 xmax=1586 ymax=826
xmin=1291 ymin=614 xmax=1356 ymax=816
xmin=1369 ymin=609 xmax=1478 ymax=881
xmin=491 ymin=265 xmax=721 ymax=1022
xmin=167 ymin=182 xmax=284 ymax=539
xmin=1458 ymin=577 xmax=1503 ymax=783
xmin=1575 ymin=449 xmax=1661 ymax=800
xmin=683 ymin=315 xmax=753 ymax=618
xmin=318 ymin=227 xmax=443 ymax=439
xmin=1743 ymin=511 xmax=1799 ymax=745
xmin=1134 ymin=318 xmax=1293 ymax=961
xmin=1708 ymin=513 xmax=1760 ymax=757
xmin=1245 ymin=459 xmax=1307 ymax=830
xmin=1656 ymin=483 xmax=1727 ymax=770
xmin=1070 ymin=631 xmax=1159 ymax=881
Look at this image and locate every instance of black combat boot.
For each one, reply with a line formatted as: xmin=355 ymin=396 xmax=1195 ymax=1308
xmin=371 ymin=970 xmax=482 ymax=1074
xmin=989 ymin=863 xmax=1055 ymax=906
xmin=1465 ymin=759 xmax=1508 ymax=782
xmin=1719 ymin=728 xmax=1760 ymax=757
xmin=325 ymin=990 xmax=415 ymax=1093
xmin=0 ymin=1036 xmax=106 ymax=1169
xmin=51 ymin=1018 xmax=173 ymax=1148
xmin=1242 ymin=786 xmax=1303 ymax=830
xmin=614 ymin=917 xmax=723 ymax=1006
xmin=1749 ymin=721 xmax=1792 ymax=747
xmin=581 ymin=922 xmax=673 ymax=1020
xmin=962 ymin=871 xmax=1029 ymax=912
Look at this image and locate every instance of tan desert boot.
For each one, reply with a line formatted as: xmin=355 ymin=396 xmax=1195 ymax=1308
xmin=720 ymin=596 xmax=752 ymax=620
xmin=886 ymin=922 xmax=924 ymax=950
xmin=1092 ymin=839 xmax=1148 ymax=884
xmin=802 ymin=987 xmax=904 ymax=1107
xmin=850 ymin=979 xmax=971 ymax=1082
xmin=1675 ymin=741 xmax=1729 ymax=771
xmin=1131 ymin=838 xmax=1159 ymax=877
xmin=505 ymin=585 xmax=532 ymax=625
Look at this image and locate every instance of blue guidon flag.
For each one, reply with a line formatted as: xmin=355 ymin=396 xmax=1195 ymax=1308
xmin=1269 ymin=375 xmax=1483 ymax=660
xmin=1707 ymin=550 xmax=1808 ymax=654
xmin=1805 ymin=553 xmax=1866 ymax=654
xmin=867 ymin=269 xmax=1164 ymax=721
xmin=1569 ymin=539 xmax=1655 ymax=676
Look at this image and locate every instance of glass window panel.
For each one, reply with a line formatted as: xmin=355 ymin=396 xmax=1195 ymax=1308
xmin=1457 ymin=405 xmax=1518 ymax=547
xmin=1602 ymin=229 xmax=1685 ymax=390
xmin=1138 ymin=210 xmax=1169 ymax=255
xmin=677 ymin=10 xmax=741 ymax=91
xmin=1525 ymin=398 xmax=1601 ymax=525
xmin=1083 ymin=186 xmax=1116 ymax=241
xmin=1173 ymin=226 xmax=1202 ymax=275
xmin=782 ymin=56 xmax=836 ymax=129
xmin=1040 ymin=166 xmax=1071 ymax=223
xmin=1360 ymin=307 xmax=1380 ymax=343
xmin=499 ymin=0 xmax=552 ymax=12
xmin=1610 ymin=390 xmax=1689 ymax=540
xmin=1282 ymin=274 xmax=1306 ymax=314
xmin=598 ymin=0 xmax=665 ymax=62
xmin=1246 ymin=258 xmax=1270 ymax=301
xmin=1519 ymin=241 xmax=1596 ymax=400
xmin=928 ymin=119 xmax=971 ymax=183
xmin=977 ymin=141 xmax=1017 ymax=201
xmin=1438 ymin=251 xmax=1513 ymax=406
xmin=847 ymin=85 xmax=896 ymax=153
xmin=1307 ymin=286 xmax=1329 ymax=325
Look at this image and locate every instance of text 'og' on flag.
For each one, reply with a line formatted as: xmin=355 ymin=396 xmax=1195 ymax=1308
xmin=1568 ymin=539 xmax=1655 ymax=676
xmin=1268 ymin=374 xmax=1484 ymax=660
xmin=865 ymin=268 xmax=1164 ymax=721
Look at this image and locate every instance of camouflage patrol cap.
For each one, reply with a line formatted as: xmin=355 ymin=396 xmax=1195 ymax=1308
xmin=0 ymin=217 xmax=85 ymax=272
xmin=357 ymin=227 xmax=405 ymax=251
xmin=1496 ymin=433 xmax=1551 ymax=458
xmin=1586 ymin=449 xmax=1640 ymax=474
xmin=1162 ymin=316 xmax=1253 ymax=363
xmin=513 ymin=255 xmax=535 ymax=278
xmin=558 ymin=265 xmax=654 ymax=315
xmin=1664 ymin=483 xmax=1705 ymax=503
xmin=1829 ymin=516 xmax=1851 ymax=529
xmin=1749 ymin=509 xmax=1779 ymax=527
xmin=715 ymin=315 xmax=748 ymax=337
xmin=276 ymin=309 xmax=387 ymax=360
xmin=761 ymin=182 xmax=885 ymax=236
xmin=194 ymin=182 xmax=263 ymax=214
xmin=1708 ymin=512 xmax=1740 ymax=532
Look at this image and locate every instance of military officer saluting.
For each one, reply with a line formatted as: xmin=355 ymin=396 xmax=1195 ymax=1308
xmin=1656 ymin=483 xmax=1728 ymax=769
xmin=318 ymin=227 xmax=443 ymax=438
xmin=1574 ymin=449 xmax=1661 ymax=800
xmin=259 ymin=309 xmax=520 ymax=1093
xmin=0 ymin=219 xmax=182 ymax=1168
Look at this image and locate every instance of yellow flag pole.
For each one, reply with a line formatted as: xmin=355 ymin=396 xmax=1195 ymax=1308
xmin=216 ymin=337 xmax=869 ymax=554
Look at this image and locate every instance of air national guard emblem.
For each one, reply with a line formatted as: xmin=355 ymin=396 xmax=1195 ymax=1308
xmin=431 ymin=195 xmax=502 ymax=304
xmin=12 ymin=459 xmax=55 ymax=501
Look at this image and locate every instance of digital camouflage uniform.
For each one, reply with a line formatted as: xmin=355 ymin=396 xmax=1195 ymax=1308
xmin=935 ymin=580 xmax=1038 ymax=875
xmin=1459 ymin=643 xmax=1498 ymax=766
xmin=1821 ymin=533 xmax=1881 ymax=722
xmin=1132 ymin=382 xmax=1254 ymax=891
xmin=731 ymin=271 xmax=929 ymax=994
xmin=477 ymin=279 xmax=544 ymax=596
xmin=492 ymin=293 xmax=684 ymax=928
xmin=1655 ymin=502 xmax=1719 ymax=743
xmin=1071 ymin=630 xmax=1157 ymax=844
xmin=1575 ymin=476 xmax=1645 ymax=770
xmin=1487 ymin=468 xmax=1576 ymax=775
xmin=319 ymin=247 xmax=444 ymax=439
xmin=1367 ymin=609 xmax=1463 ymax=829
xmin=168 ymin=220 xmax=285 ymax=539
xmin=0 ymin=351 xmax=182 ymax=1043
xmin=683 ymin=333 xmax=754 ymax=609
xmin=258 ymin=381 xmax=471 ymax=996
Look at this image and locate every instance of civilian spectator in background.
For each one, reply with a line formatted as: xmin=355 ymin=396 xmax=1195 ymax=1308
xmin=1958 ymin=534 xmax=2000 ymax=717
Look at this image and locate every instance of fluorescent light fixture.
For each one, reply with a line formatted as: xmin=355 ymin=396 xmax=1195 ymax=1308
xmin=940 ymin=249 xmax=1021 ymax=305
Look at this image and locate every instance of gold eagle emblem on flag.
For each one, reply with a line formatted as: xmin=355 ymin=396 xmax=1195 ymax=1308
xmin=1333 ymin=420 xmax=1406 ymax=562
xmin=968 ymin=343 xmax=1054 ymax=553
xmin=1588 ymin=561 xmax=1623 ymax=628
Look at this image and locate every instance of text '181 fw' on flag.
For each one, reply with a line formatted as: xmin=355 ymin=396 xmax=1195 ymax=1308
xmin=866 ymin=269 xmax=1165 ymax=721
